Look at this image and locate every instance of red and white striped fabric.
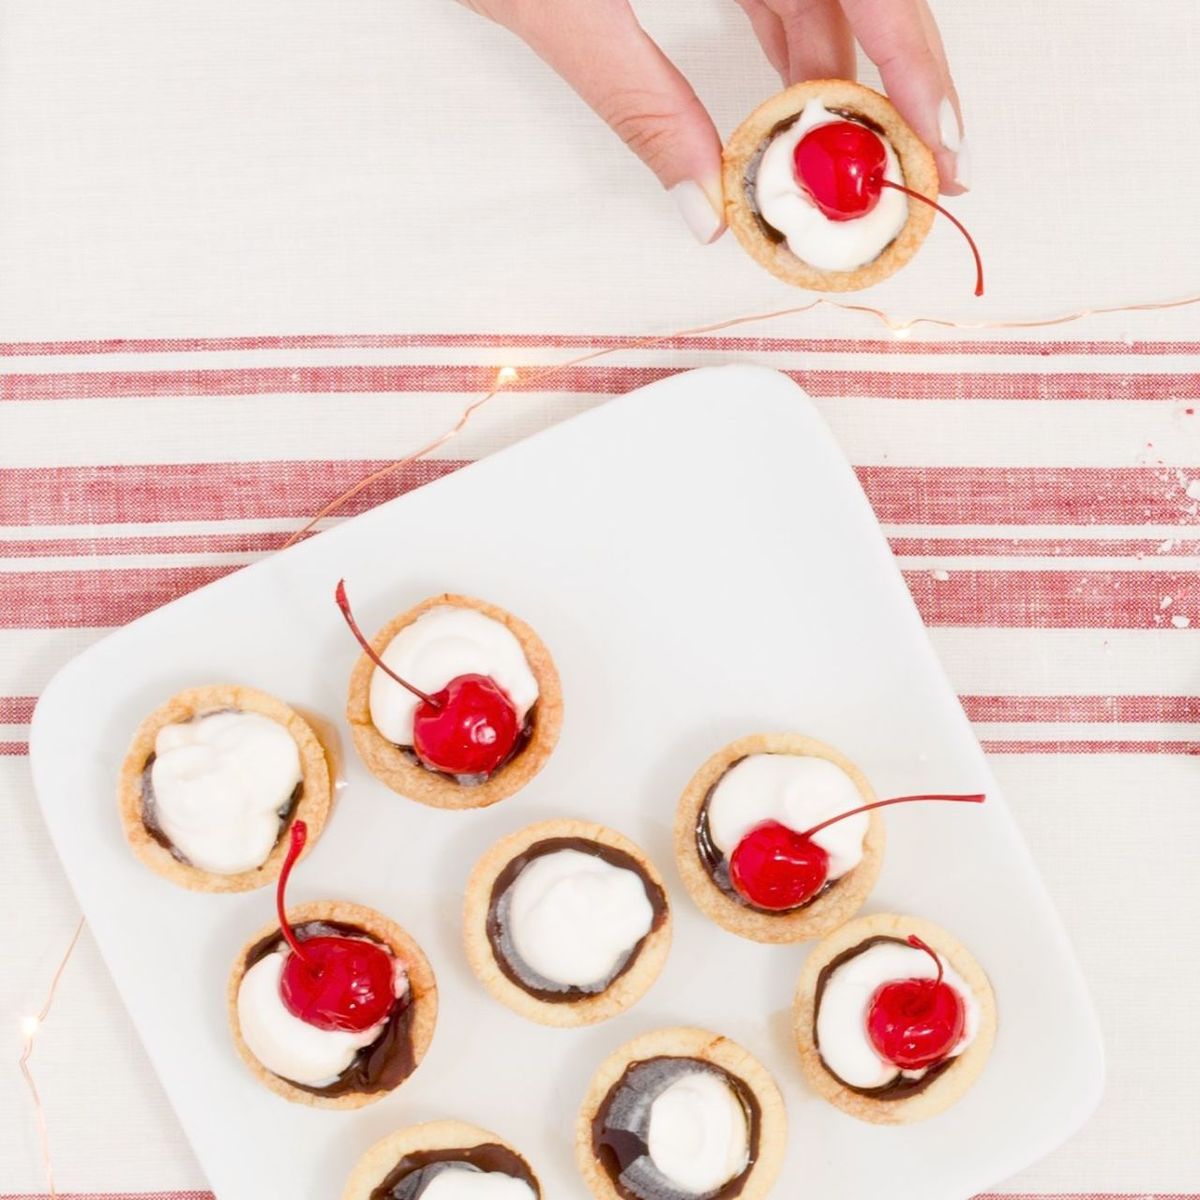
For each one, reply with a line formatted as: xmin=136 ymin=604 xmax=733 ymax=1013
xmin=3 ymin=330 xmax=1199 ymax=1199
xmin=3 ymin=0 xmax=1199 ymax=1195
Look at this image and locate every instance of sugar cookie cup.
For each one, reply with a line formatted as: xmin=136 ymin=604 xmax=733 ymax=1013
xmin=117 ymin=684 xmax=333 ymax=892
xmin=463 ymin=818 xmax=672 ymax=1027
xmin=674 ymin=732 xmax=884 ymax=943
xmin=794 ymin=912 xmax=997 ymax=1124
xmin=723 ymin=79 xmax=939 ymax=291
xmin=345 ymin=593 xmax=562 ymax=810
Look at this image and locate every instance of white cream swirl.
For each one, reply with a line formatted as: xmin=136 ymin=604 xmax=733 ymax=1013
xmin=816 ymin=940 xmax=979 ymax=1089
xmin=646 ymin=1071 xmax=749 ymax=1194
xmin=368 ymin=606 xmax=538 ymax=744
xmin=422 ymin=1170 xmax=536 ymax=1200
xmin=149 ymin=710 xmax=301 ymax=874
xmin=755 ymin=98 xmax=908 ymax=271
xmin=236 ymin=947 xmax=406 ymax=1087
xmin=508 ymin=849 xmax=654 ymax=988
xmin=706 ymin=753 xmax=868 ymax=880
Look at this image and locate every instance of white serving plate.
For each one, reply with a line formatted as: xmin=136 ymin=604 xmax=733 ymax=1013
xmin=31 ymin=367 xmax=1104 ymax=1200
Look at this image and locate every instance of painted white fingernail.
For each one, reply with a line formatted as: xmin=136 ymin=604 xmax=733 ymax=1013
xmin=937 ymin=97 xmax=963 ymax=152
xmin=671 ymin=180 xmax=723 ymax=244
xmin=953 ymin=138 xmax=972 ymax=191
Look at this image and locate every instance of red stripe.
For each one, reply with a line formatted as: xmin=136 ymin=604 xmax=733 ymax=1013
xmin=4 ymin=364 xmax=1197 ymax=402
xmin=0 ymin=696 xmax=36 ymax=722
xmin=983 ymin=739 xmax=1200 ymax=754
xmin=2 ymin=331 xmax=1199 ymax=356
xmin=0 ymin=460 xmax=468 ymax=526
xmin=962 ymin=695 xmax=1200 ymax=722
xmin=860 ymin=466 xmax=1200 ymax=526
xmin=4 ymin=567 xmax=1196 ymax=630
xmin=0 ymin=741 xmax=30 ymax=756
xmin=904 ymin=569 xmax=1198 ymax=628
xmin=0 ymin=1194 xmax=214 ymax=1199
xmin=890 ymin=536 xmax=1200 ymax=558
xmin=6 ymin=463 xmax=1199 ymax=528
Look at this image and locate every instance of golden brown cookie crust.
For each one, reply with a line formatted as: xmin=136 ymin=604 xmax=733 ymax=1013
xmin=575 ymin=1026 xmax=787 ymax=1200
xmin=723 ymin=78 xmax=939 ymax=291
xmin=463 ymin=819 xmax=672 ymax=1028
xmin=226 ymin=900 xmax=438 ymax=1110
xmin=793 ymin=911 xmax=997 ymax=1124
xmin=345 ymin=593 xmax=563 ymax=810
xmin=674 ymin=733 xmax=883 ymax=944
xmin=342 ymin=1120 xmax=540 ymax=1200
xmin=117 ymin=684 xmax=334 ymax=892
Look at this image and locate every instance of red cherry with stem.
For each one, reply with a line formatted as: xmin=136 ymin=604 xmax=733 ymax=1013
xmin=274 ymin=821 xmax=397 ymax=1034
xmin=727 ymin=793 xmax=985 ymax=911
xmin=866 ymin=934 xmax=966 ymax=1070
xmin=335 ymin=580 xmax=520 ymax=777
xmin=792 ymin=119 xmax=985 ymax=296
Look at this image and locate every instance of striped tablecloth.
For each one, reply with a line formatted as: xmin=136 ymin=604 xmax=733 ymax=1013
xmin=2 ymin=0 xmax=1199 ymax=1197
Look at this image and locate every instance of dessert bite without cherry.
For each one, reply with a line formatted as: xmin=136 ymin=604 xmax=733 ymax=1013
xmin=464 ymin=819 xmax=671 ymax=1027
xmin=342 ymin=1120 xmax=541 ymax=1200
xmin=576 ymin=1027 xmax=785 ymax=1200
xmin=339 ymin=584 xmax=563 ymax=809
xmin=794 ymin=912 xmax=997 ymax=1124
xmin=723 ymin=78 xmax=982 ymax=293
xmin=227 ymin=821 xmax=437 ymax=1108
xmin=117 ymin=684 xmax=332 ymax=892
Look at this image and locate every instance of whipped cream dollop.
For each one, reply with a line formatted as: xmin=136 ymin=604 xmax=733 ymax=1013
xmin=369 ymin=606 xmax=539 ymax=745
xmin=422 ymin=1169 xmax=536 ymax=1200
xmin=237 ymin=947 xmax=405 ymax=1087
xmin=707 ymin=753 xmax=868 ymax=879
xmin=646 ymin=1070 xmax=750 ymax=1194
xmin=816 ymin=940 xmax=979 ymax=1089
xmin=755 ymin=98 xmax=908 ymax=271
xmin=508 ymin=849 xmax=654 ymax=988
xmin=149 ymin=710 xmax=301 ymax=874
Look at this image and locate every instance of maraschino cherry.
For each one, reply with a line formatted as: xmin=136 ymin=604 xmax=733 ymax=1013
xmin=866 ymin=934 xmax=966 ymax=1069
xmin=792 ymin=119 xmax=985 ymax=296
xmin=727 ymin=792 xmax=985 ymax=911
xmin=275 ymin=821 xmax=396 ymax=1033
xmin=335 ymin=580 xmax=520 ymax=777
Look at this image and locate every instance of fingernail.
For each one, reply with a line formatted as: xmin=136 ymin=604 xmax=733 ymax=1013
xmin=953 ymin=138 xmax=972 ymax=191
xmin=937 ymin=97 xmax=963 ymax=153
xmin=671 ymin=180 xmax=724 ymax=245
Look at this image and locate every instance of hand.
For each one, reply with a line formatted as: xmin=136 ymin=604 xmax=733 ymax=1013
xmin=463 ymin=0 xmax=967 ymax=243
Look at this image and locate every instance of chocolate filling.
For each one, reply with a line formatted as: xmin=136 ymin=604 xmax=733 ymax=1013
xmin=743 ymin=105 xmax=897 ymax=250
xmin=486 ymin=837 xmax=668 ymax=1003
xmin=395 ymin=704 xmax=537 ymax=787
xmin=812 ymin=934 xmax=957 ymax=1099
xmin=369 ymin=1143 xmax=540 ymax=1200
xmin=241 ymin=920 xmax=417 ymax=1097
xmin=139 ymin=708 xmax=303 ymax=867
xmin=591 ymin=1056 xmax=761 ymax=1200
xmin=694 ymin=758 xmax=834 ymax=915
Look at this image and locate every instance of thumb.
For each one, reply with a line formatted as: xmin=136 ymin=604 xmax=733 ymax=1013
xmin=509 ymin=0 xmax=725 ymax=243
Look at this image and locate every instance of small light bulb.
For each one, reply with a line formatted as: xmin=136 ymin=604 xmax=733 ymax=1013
xmin=20 ymin=1015 xmax=40 ymax=1038
xmin=891 ymin=325 xmax=912 ymax=339
xmin=495 ymin=366 xmax=519 ymax=385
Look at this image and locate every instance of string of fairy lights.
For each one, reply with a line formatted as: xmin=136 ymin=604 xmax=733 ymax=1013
xmin=17 ymin=287 xmax=1200 ymax=1198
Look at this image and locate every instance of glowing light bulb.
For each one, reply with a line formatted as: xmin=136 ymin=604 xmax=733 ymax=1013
xmin=20 ymin=1015 xmax=40 ymax=1038
xmin=495 ymin=366 xmax=519 ymax=385
xmin=891 ymin=325 xmax=913 ymax=339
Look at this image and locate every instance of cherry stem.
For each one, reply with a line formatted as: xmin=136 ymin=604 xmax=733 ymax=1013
xmin=907 ymin=934 xmax=944 ymax=988
xmin=276 ymin=820 xmax=311 ymax=964
xmin=801 ymin=792 xmax=985 ymax=840
xmin=880 ymin=180 xmax=984 ymax=297
xmin=335 ymin=579 xmax=442 ymax=709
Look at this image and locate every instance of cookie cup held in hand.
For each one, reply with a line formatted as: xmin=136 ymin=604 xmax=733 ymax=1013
xmin=723 ymin=78 xmax=939 ymax=291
